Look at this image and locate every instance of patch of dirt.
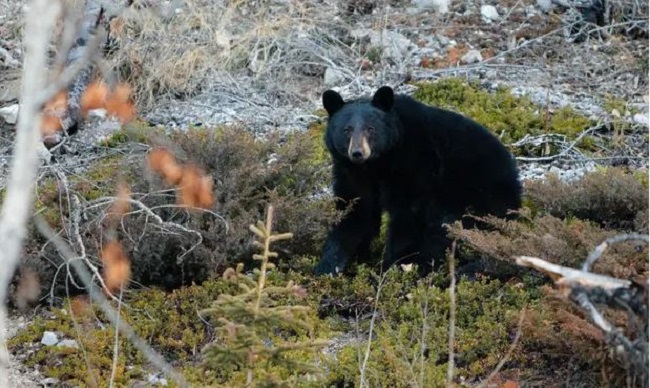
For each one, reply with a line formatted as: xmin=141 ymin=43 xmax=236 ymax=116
xmin=3 ymin=313 xmax=44 ymax=387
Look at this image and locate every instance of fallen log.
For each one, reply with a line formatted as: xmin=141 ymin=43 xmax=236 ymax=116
xmin=41 ymin=0 xmax=105 ymax=147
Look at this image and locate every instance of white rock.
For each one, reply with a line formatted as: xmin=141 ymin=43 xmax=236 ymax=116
xmin=57 ymin=339 xmax=79 ymax=349
xmin=324 ymin=67 xmax=345 ymax=87
xmin=40 ymin=331 xmax=58 ymax=346
xmin=633 ymin=113 xmax=648 ymax=127
xmin=413 ymin=0 xmax=450 ymax=13
xmin=480 ymin=5 xmax=499 ymax=22
xmin=536 ymin=0 xmax=553 ymax=12
xmin=87 ymin=108 xmax=107 ymax=118
xmin=148 ymin=373 xmax=168 ymax=386
xmin=369 ymin=30 xmax=413 ymax=63
xmin=461 ymin=49 xmax=483 ymax=64
xmin=0 ymin=104 xmax=20 ymax=124
xmin=548 ymin=166 xmax=562 ymax=176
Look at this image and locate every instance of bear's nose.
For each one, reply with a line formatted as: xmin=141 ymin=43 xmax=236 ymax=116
xmin=351 ymin=150 xmax=363 ymax=160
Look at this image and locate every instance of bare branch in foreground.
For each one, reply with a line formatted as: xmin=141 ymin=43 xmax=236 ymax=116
xmin=34 ymin=216 xmax=190 ymax=388
xmin=515 ymin=255 xmax=632 ymax=290
xmin=41 ymin=1 xmax=106 ymax=146
xmin=582 ymin=233 xmax=649 ymax=272
xmin=515 ymin=233 xmax=649 ymax=385
xmin=0 ymin=1 xmax=62 ymax=384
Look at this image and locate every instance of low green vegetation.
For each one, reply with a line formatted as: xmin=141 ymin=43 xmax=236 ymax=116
xmin=411 ymin=78 xmax=593 ymax=145
xmin=8 ymin=256 xmax=535 ymax=387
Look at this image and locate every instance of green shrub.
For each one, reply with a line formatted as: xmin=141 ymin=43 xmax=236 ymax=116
xmin=411 ymin=78 xmax=593 ymax=147
xmin=321 ymin=266 xmax=532 ymax=387
xmin=200 ymin=206 xmax=329 ymax=386
xmin=26 ymin=124 xmax=342 ymax=293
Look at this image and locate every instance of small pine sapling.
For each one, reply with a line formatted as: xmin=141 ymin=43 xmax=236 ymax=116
xmin=200 ymin=205 xmax=329 ymax=386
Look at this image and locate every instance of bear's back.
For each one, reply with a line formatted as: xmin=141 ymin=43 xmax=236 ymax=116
xmin=388 ymin=93 xmax=521 ymax=213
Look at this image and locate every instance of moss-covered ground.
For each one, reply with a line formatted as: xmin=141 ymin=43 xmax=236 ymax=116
xmin=9 ymin=78 xmax=648 ymax=387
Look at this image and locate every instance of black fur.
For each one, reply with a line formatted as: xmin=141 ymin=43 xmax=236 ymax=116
xmin=314 ymin=86 xmax=522 ymax=276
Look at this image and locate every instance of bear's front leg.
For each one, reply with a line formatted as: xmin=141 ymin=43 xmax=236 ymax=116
xmin=381 ymin=209 xmax=423 ymax=272
xmin=315 ymin=168 xmax=381 ymax=275
xmin=415 ymin=209 xmax=462 ymax=274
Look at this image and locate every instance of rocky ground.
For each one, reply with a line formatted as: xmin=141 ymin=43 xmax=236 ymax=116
xmin=3 ymin=313 xmax=43 ymax=387
xmin=0 ymin=0 xmax=648 ymax=385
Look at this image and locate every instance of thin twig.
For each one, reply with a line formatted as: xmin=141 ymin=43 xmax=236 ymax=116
xmin=582 ymin=233 xmax=649 ymax=272
xmin=53 ymin=169 xmax=123 ymax=302
xmin=85 ymin=196 xmax=204 ymax=264
xmin=109 ymin=287 xmax=123 ymax=388
xmin=515 ymin=124 xmax=601 ymax=162
xmin=359 ymin=271 xmax=387 ymax=388
xmin=446 ymin=240 xmax=457 ymax=388
xmin=477 ymin=309 xmax=527 ymax=388
xmin=418 ymin=271 xmax=434 ymax=388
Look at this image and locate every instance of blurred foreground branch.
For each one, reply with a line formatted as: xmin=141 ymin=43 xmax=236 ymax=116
xmin=0 ymin=0 xmax=62 ymax=384
xmin=515 ymin=233 xmax=649 ymax=386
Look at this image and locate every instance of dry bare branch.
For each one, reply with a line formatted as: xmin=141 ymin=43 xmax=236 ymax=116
xmin=515 ymin=255 xmax=632 ymax=289
xmin=582 ymin=233 xmax=649 ymax=272
xmin=515 ymin=233 xmax=649 ymax=385
xmin=358 ymin=272 xmax=386 ymax=388
xmin=513 ymin=124 xmax=601 ymax=162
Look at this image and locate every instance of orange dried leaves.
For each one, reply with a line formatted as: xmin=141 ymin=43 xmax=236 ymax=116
xmin=148 ymin=148 xmax=184 ymax=185
xmin=147 ymin=148 xmax=215 ymax=209
xmin=80 ymin=81 xmax=136 ymax=123
xmin=40 ymin=81 xmax=136 ymax=138
xmin=14 ymin=268 xmax=41 ymax=310
xmin=41 ymin=90 xmax=68 ymax=136
xmin=100 ymin=240 xmax=131 ymax=293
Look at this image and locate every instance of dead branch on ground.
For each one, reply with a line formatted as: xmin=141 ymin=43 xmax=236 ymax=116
xmin=515 ymin=233 xmax=649 ymax=385
xmin=41 ymin=1 xmax=106 ymax=147
xmin=512 ymin=124 xmax=601 ymax=162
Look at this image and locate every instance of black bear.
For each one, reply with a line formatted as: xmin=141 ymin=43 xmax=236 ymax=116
xmin=314 ymin=85 xmax=522 ymax=276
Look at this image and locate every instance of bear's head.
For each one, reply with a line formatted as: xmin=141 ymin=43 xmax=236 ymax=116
xmin=322 ymin=86 xmax=399 ymax=164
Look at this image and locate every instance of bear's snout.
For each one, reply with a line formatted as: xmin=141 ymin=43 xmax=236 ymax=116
xmin=347 ymin=132 xmax=371 ymax=163
xmin=348 ymin=137 xmax=370 ymax=163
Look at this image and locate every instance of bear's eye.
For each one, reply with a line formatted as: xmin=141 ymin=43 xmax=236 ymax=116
xmin=365 ymin=126 xmax=375 ymax=135
xmin=344 ymin=126 xmax=353 ymax=136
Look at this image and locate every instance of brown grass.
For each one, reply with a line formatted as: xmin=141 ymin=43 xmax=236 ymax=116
xmin=106 ymin=1 xmax=351 ymax=110
xmin=524 ymin=168 xmax=648 ymax=232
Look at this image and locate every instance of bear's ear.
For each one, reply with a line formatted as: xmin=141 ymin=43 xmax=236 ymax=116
xmin=322 ymin=90 xmax=345 ymax=116
xmin=371 ymin=86 xmax=394 ymax=112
